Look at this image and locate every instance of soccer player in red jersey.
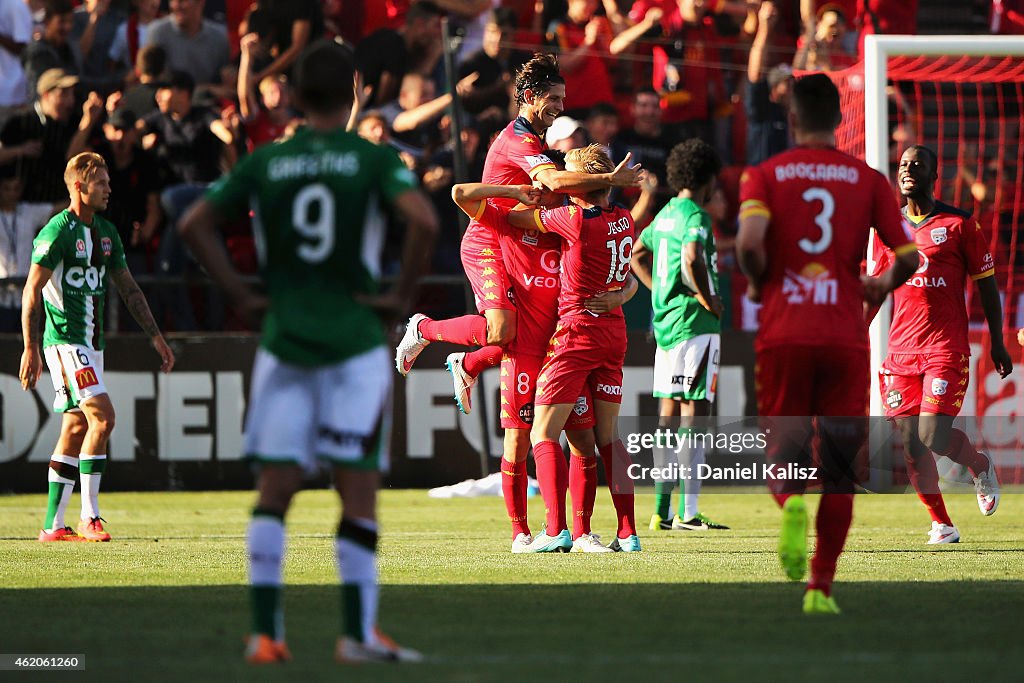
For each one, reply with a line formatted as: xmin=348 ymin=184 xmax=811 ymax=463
xmin=870 ymin=145 xmax=1012 ymax=544
xmin=737 ymin=74 xmax=919 ymax=614
xmin=395 ymin=54 xmax=642 ymax=414
xmin=501 ymin=144 xmax=641 ymax=552
xmin=451 ymin=163 xmax=638 ymax=553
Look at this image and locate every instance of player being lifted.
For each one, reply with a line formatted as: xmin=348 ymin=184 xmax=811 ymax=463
xmin=451 ymin=155 xmax=637 ymax=553
xmin=180 ymin=41 xmax=438 ymax=663
xmin=21 ymin=152 xmax=175 ymax=543
xmin=738 ymin=74 xmax=918 ymax=614
xmin=395 ymin=53 xmax=642 ymax=413
xmin=870 ymin=145 xmax=1011 ymax=544
xmin=631 ymin=139 xmax=729 ymax=533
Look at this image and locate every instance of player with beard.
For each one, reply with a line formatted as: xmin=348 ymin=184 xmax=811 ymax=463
xmin=395 ymin=53 xmax=642 ymax=414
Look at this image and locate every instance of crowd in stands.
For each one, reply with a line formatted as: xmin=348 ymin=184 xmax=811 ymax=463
xmin=0 ymin=0 xmax=1020 ymax=332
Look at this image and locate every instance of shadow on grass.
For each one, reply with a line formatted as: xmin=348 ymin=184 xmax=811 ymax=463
xmin=2 ymin=582 xmax=1022 ymax=682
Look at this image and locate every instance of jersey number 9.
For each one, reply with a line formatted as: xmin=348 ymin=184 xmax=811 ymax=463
xmin=292 ymin=183 xmax=336 ymax=263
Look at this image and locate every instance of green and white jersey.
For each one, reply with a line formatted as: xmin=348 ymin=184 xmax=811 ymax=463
xmin=32 ymin=210 xmax=127 ymax=350
xmin=639 ymin=196 xmax=720 ymax=349
xmin=205 ymin=127 xmax=418 ymax=367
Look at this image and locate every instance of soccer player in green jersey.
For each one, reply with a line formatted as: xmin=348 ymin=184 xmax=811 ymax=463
xmin=631 ymin=139 xmax=729 ymax=532
xmin=180 ymin=40 xmax=439 ymax=665
xmin=20 ymin=152 xmax=175 ymax=543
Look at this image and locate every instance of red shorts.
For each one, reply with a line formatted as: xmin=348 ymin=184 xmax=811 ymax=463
xmin=755 ymin=344 xmax=870 ymax=417
xmin=501 ymin=353 xmax=595 ymax=430
xmin=536 ymin=318 xmax=627 ymax=406
xmin=880 ymin=351 xmax=970 ymax=418
xmin=460 ymin=223 xmax=514 ymax=313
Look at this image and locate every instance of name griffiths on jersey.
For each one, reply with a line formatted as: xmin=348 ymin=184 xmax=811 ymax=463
xmin=267 ymin=151 xmax=360 ymax=181
xmin=626 ymin=462 xmax=819 ymax=482
xmin=774 ymin=162 xmax=859 ymax=184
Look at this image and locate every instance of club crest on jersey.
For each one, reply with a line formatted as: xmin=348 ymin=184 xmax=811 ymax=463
xmin=573 ymin=395 xmax=588 ymax=416
xmin=101 ymin=237 xmax=112 ymax=256
xmin=931 ymin=379 xmax=948 ymax=396
xmin=930 ymin=227 xmax=948 ymax=245
xmin=522 ymin=228 xmax=539 ymax=246
xmin=75 ymin=239 xmax=87 ymax=258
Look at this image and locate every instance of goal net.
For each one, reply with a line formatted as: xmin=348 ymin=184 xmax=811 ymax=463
xmin=844 ymin=36 xmax=1024 ymax=484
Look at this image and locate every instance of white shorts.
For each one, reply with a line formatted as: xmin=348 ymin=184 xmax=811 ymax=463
xmin=653 ymin=333 xmax=720 ymax=402
xmin=243 ymin=346 xmax=392 ymax=472
xmin=44 ymin=344 xmax=107 ymax=413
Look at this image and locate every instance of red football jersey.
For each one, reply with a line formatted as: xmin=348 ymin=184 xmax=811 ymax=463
xmin=739 ymin=146 xmax=916 ymax=351
xmin=871 ymin=202 xmax=995 ymax=355
xmin=463 ymin=116 xmax=557 ymax=247
xmin=535 ymin=202 xmax=635 ymax=321
xmin=475 ymin=201 xmax=562 ymax=356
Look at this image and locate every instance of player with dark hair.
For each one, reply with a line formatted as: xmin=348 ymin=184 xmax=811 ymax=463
xmin=870 ymin=144 xmax=1011 ymax=544
xmin=631 ymin=138 xmax=729 ymax=532
xmin=396 ymin=53 xmax=642 ymax=415
xmin=737 ymin=73 xmax=919 ymax=614
xmin=22 ymin=152 xmax=174 ymax=543
xmin=180 ymin=40 xmax=439 ymax=663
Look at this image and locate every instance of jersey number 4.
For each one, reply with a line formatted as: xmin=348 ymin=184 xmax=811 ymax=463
xmin=292 ymin=184 xmax=336 ymax=263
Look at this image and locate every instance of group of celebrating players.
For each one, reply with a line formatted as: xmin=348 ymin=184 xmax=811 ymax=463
xmin=396 ymin=54 xmax=1011 ymax=615
xmin=18 ymin=37 xmax=1012 ymax=666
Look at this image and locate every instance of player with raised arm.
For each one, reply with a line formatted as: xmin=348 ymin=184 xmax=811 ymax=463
xmin=870 ymin=145 xmax=1012 ymax=544
xmin=737 ymin=74 xmax=918 ymax=614
xmin=451 ymin=166 xmax=637 ymax=553
xmin=495 ymin=144 xmax=640 ymax=552
xmin=631 ymin=139 xmax=729 ymax=533
xmin=21 ymin=152 xmax=175 ymax=543
xmin=179 ymin=40 xmax=439 ymax=664
xmin=395 ymin=53 xmax=643 ymax=414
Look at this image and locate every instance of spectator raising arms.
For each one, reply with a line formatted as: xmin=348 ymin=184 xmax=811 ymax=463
xmin=355 ymin=0 xmax=443 ymax=107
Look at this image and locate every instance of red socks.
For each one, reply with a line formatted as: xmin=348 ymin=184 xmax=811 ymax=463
xmin=569 ymin=454 xmax=598 ymax=539
xmin=501 ymin=458 xmax=530 ymax=539
xmin=944 ymin=429 xmax=989 ymax=478
xmin=463 ymin=345 xmax=503 ymax=376
xmin=904 ymin=451 xmax=953 ymax=526
xmin=533 ymin=440 xmax=568 ymax=534
xmin=598 ymin=441 xmax=636 ymax=539
xmin=418 ymin=315 xmax=487 ymax=346
xmin=809 ymin=493 xmax=854 ymax=597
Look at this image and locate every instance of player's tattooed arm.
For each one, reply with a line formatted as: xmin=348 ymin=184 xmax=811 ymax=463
xmin=18 ymin=263 xmax=51 ymax=390
xmin=111 ymin=267 xmax=175 ymax=372
xmin=451 ymin=183 xmax=540 ymax=219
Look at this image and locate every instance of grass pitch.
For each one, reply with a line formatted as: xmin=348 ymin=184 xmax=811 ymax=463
xmin=1 ymin=488 xmax=1023 ymax=682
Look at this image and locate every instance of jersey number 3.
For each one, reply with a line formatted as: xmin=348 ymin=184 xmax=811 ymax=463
xmin=799 ymin=188 xmax=834 ymax=255
xmin=293 ymin=183 xmax=336 ymax=263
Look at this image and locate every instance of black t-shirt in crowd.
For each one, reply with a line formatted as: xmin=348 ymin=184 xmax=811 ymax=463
xmin=745 ymin=79 xmax=790 ymax=167
xmin=354 ymin=29 xmax=409 ymax=104
xmin=94 ymin=142 xmax=163 ymax=254
xmin=142 ymin=106 xmax=222 ymax=184
xmin=611 ymin=126 xmax=678 ymax=186
xmin=0 ymin=106 xmax=77 ymax=203
xmin=257 ymin=0 xmax=324 ymax=51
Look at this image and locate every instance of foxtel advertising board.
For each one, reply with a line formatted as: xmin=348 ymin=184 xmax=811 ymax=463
xmin=0 ymin=330 xmax=1019 ymax=492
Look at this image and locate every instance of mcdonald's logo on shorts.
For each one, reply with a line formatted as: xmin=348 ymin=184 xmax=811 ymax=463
xmin=75 ymin=367 xmax=98 ymax=390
